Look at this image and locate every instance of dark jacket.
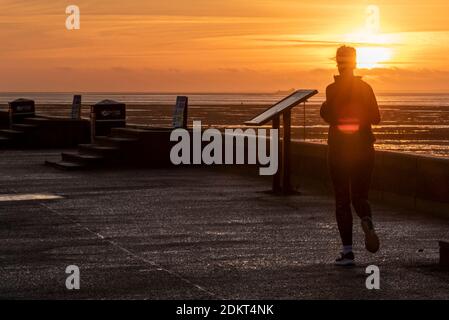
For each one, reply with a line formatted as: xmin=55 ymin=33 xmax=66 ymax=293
xmin=320 ymin=75 xmax=380 ymax=147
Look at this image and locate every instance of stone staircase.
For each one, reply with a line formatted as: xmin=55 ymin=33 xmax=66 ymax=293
xmin=45 ymin=127 xmax=174 ymax=170
xmin=0 ymin=117 xmax=89 ymax=149
xmin=0 ymin=122 xmax=39 ymax=147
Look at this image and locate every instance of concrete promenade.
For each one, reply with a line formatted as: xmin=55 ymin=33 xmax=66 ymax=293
xmin=0 ymin=149 xmax=448 ymax=299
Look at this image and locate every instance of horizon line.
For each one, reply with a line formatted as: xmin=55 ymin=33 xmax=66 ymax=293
xmin=0 ymin=90 xmax=448 ymax=96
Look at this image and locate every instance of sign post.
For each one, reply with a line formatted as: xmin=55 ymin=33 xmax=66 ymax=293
xmin=272 ymin=115 xmax=281 ymax=193
xmin=71 ymin=95 xmax=82 ymax=120
xmin=245 ymin=90 xmax=318 ymax=194
xmin=282 ymin=109 xmax=292 ymax=192
xmin=173 ymin=96 xmax=189 ymax=129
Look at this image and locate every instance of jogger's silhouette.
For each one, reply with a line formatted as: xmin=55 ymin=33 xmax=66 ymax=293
xmin=321 ymin=46 xmax=381 ymax=266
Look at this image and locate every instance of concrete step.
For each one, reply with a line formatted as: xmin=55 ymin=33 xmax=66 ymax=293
xmin=0 ymin=135 xmax=12 ymax=148
xmin=61 ymin=152 xmax=104 ymax=165
xmin=94 ymin=136 xmax=139 ymax=147
xmin=23 ymin=117 xmax=50 ymax=123
xmin=45 ymin=160 xmax=86 ymax=170
xmin=111 ymin=127 xmax=149 ymax=138
xmin=11 ymin=123 xmax=38 ymax=131
xmin=0 ymin=129 xmax=25 ymax=139
xmin=78 ymin=144 xmax=120 ymax=157
xmin=111 ymin=127 xmax=173 ymax=139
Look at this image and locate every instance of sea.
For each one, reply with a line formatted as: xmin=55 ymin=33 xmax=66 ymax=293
xmin=1 ymin=92 xmax=448 ymax=158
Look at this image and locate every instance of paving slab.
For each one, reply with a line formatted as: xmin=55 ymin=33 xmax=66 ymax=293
xmin=0 ymin=149 xmax=448 ymax=299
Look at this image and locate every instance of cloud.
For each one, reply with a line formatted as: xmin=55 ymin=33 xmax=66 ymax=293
xmin=0 ymin=1 xmax=448 ymax=92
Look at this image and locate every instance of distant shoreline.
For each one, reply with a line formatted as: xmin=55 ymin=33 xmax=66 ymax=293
xmin=1 ymin=101 xmax=447 ymax=159
xmin=0 ymin=91 xmax=448 ymax=95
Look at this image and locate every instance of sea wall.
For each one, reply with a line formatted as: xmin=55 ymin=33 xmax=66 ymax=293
xmin=133 ymin=127 xmax=448 ymax=217
xmin=25 ymin=117 xmax=91 ymax=148
xmin=0 ymin=110 xmax=9 ymax=129
xmin=290 ymin=141 xmax=449 ymax=217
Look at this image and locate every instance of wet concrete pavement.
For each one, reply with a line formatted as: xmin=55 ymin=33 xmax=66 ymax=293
xmin=0 ymin=149 xmax=448 ymax=299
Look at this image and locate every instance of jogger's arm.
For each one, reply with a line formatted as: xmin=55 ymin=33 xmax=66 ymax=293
xmin=366 ymin=85 xmax=381 ymax=125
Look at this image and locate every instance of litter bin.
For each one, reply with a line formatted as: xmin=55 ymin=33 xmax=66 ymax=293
xmin=8 ymin=98 xmax=35 ymax=126
xmin=91 ymin=99 xmax=126 ymax=138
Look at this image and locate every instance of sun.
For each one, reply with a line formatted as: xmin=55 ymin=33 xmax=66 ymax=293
xmin=356 ymin=46 xmax=392 ymax=69
xmin=344 ymin=28 xmax=396 ymax=69
xmin=343 ymin=5 xmax=397 ymax=69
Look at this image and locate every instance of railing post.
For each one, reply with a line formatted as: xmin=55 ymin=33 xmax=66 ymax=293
xmin=272 ymin=115 xmax=281 ymax=193
xmin=90 ymin=112 xmax=96 ymax=144
xmin=303 ymin=101 xmax=306 ymax=141
xmin=283 ymin=110 xmax=292 ymax=193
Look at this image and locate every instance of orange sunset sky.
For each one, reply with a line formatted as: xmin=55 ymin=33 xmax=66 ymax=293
xmin=1 ymin=0 xmax=449 ymax=92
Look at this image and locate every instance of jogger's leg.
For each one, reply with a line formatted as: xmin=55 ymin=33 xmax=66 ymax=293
xmin=329 ymin=151 xmax=353 ymax=247
xmin=350 ymin=147 xmax=379 ymax=253
xmin=335 ymin=185 xmax=352 ymax=246
xmin=351 ymin=147 xmax=375 ymax=219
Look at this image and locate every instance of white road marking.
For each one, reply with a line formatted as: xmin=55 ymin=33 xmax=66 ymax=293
xmin=0 ymin=193 xmax=63 ymax=202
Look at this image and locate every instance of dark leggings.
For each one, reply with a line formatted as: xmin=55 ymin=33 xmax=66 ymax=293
xmin=328 ymin=145 xmax=375 ymax=246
